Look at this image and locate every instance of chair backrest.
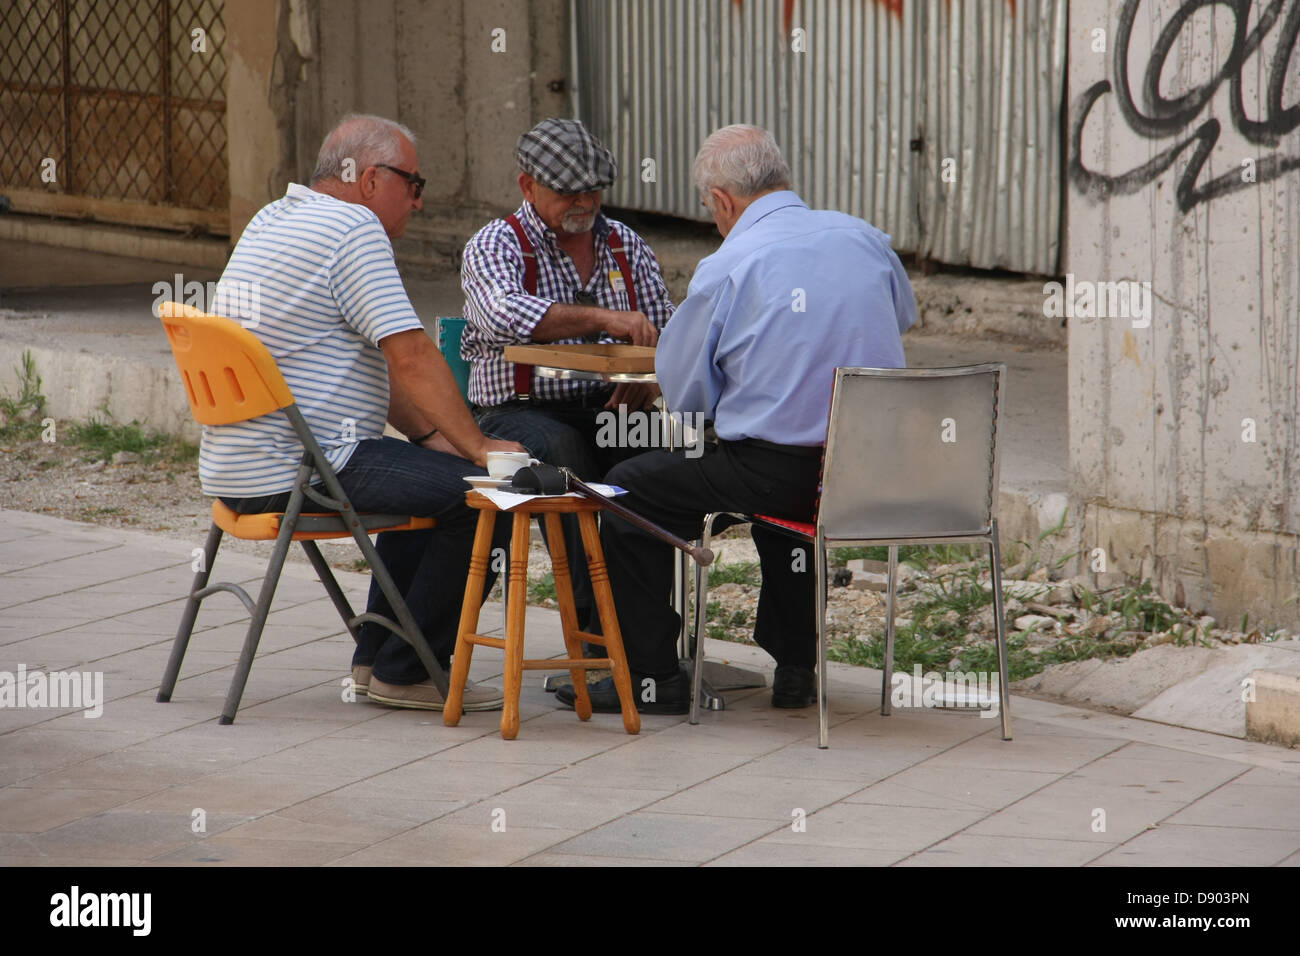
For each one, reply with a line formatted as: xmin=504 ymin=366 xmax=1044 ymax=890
xmin=437 ymin=316 xmax=471 ymax=400
xmin=158 ymin=301 xmax=295 ymax=426
xmin=817 ymin=364 xmax=1004 ymax=540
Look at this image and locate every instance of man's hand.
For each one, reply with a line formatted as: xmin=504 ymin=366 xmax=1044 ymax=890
xmin=480 ymin=437 xmax=529 ymax=461
xmin=602 ymin=309 xmax=659 ymax=346
xmin=533 ymin=304 xmax=659 ymax=346
xmin=605 ymin=382 xmax=660 ymax=411
xmin=424 ymin=434 xmax=526 ymax=468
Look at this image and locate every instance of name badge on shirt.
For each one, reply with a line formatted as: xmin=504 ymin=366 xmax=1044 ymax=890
xmin=607 ymin=269 xmax=626 ymax=294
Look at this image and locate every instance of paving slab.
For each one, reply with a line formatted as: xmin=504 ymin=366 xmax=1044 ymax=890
xmin=1089 ymin=824 xmax=1300 ymax=867
xmin=706 ymin=841 xmax=903 ymax=866
xmin=546 ymin=811 xmax=777 ymax=863
xmin=900 ymin=833 xmax=1107 ymax=867
xmin=3 ymin=510 xmax=1300 ymax=867
xmin=762 ymin=802 xmax=986 ymax=857
xmin=331 ymin=821 xmax=582 ymax=867
xmin=153 ymin=835 xmax=368 ymax=866
xmin=845 ymin=765 xmax=1061 ymax=812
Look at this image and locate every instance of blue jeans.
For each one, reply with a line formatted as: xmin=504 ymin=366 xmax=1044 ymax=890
xmin=223 ymin=437 xmax=509 ymax=684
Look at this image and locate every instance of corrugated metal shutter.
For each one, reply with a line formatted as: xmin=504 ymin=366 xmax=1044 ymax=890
xmin=573 ymin=0 xmax=1065 ymax=275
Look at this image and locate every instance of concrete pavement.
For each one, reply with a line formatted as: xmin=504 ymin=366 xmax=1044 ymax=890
xmin=1 ymin=508 xmax=1298 ymax=866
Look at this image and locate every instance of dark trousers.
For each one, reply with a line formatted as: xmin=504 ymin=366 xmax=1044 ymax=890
xmin=475 ymin=396 xmax=645 ymax=629
xmin=600 ymin=440 xmax=822 ymax=678
xmin=221 ymin=437 xmax=510 ymax=684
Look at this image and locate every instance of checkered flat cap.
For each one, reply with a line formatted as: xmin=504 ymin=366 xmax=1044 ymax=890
xmin=516 ymin=118 xmax=617 ymax=194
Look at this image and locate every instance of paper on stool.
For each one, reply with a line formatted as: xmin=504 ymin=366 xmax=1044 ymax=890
xmin=472 ymin=483 xmax=627 ymax=511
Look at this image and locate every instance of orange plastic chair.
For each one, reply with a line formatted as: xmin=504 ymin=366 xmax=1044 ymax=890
xmin=154 ymin=301 xmax=449 ymax=723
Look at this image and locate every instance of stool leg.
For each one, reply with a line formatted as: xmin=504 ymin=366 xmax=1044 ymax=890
xmin=579 ymin=511 xmax=640 ymax=735
xmin=445 ymin=508 xmax=496 ymax=726
xmin=501 ymin=511 xmax=531 ymax=740
xmin=544 ymin=513 xmax=592 ymax=720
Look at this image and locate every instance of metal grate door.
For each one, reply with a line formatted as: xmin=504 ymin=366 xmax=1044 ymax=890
xmin=0 ymin=0 xmax=228 ymax=233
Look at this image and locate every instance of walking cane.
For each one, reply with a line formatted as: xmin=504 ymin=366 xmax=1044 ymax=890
xmin=510 ymin=464 xmax=714 ymax=566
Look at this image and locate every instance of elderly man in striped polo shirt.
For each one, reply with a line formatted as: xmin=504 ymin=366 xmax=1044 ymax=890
xmin=460 ymin=118 xmax=676 ymax=635
xmin=204 ymin=114 xmax=524 ymax=712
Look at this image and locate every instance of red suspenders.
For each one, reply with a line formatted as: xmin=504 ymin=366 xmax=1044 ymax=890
xmin=503 ymin=212 xmax=638 ymax=400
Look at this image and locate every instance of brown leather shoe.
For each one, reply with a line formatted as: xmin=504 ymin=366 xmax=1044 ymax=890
xmin=351 ymin=666 xmax=372 ymax=696
xmin=367 ymin=676 xmax=505 ymax=712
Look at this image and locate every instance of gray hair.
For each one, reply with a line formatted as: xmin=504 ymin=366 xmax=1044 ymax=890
xmin=692 ymin=124 xmax=792 ymax=205
xmin=311 ymin=114 xmax=416 ymax=184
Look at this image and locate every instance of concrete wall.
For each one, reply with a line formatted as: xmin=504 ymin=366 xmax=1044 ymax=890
xmin=226 ymin=0 xmax=310 ymax=241
xmin=4 ymin=1 xmax=571 ymax=264
xmin=290 ymin=0 xmax=569 ymax=228
xmin=1065 ymin=0 xmax=1300 ymax=626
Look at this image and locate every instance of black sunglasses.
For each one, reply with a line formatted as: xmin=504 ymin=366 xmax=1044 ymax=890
xmin=377 ymin=164 xmax=425 ymax=199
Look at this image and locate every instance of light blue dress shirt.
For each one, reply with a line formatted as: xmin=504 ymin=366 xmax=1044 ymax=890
xmin=656 ymin=190 xmax=917 ymax=446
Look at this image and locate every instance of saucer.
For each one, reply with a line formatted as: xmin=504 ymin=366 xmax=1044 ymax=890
xmin=464 ymin=476 xmax=513 ymax=490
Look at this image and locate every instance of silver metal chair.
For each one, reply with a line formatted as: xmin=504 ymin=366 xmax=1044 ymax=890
xmin=690 ymin=364 xmax=1011 ymax=747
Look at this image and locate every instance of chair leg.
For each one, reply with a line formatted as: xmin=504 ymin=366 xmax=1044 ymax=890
xmin=674 ymin=549 xmax=690 ymax=659
xmin=816 ymin=533 xmax=830 ymax=748
xmin=690 ymin=512 xmax=722 ymax=725
xmin=989 ymin=522 xmax=1013 ymax=740
xmin=220 ymin=509 xmax=298 ymax=724
xmin=349 ymin=523 xmax=449 ymax=698
xmin=299 ymin=540 xmax=359 ymax=640
xmin=880 ymin=545 xmax=898 ymax=717
xmin=158 ymin=522 xmax=223 ymax=702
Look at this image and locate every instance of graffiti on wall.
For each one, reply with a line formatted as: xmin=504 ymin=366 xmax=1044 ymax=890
xmin=1070 ymin=0 xmax=1300 ymax=212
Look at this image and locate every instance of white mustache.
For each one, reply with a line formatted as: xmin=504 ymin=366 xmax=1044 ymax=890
xmin=561 ymin=211 xmax=596 ymax=233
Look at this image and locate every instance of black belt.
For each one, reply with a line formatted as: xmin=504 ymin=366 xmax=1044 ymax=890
xmin=730 ymin=437 xmax=824 ymax=458
xmin=477 ymin=388 xmax=614 ymax=414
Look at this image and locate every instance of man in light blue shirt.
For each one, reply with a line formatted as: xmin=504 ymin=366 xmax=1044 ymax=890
xmin=558 ymin=124 xmax=916 ymax=715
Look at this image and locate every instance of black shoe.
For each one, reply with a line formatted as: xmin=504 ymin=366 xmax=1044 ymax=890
xmin=772 ymin=665 xmax=817 ymax=708
xmin=555 ymin=668 xmax=690 ymax=715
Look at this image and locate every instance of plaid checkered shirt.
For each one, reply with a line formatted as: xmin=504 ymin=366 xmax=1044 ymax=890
xmin=460 ymin=201 xmax=675 ymax=406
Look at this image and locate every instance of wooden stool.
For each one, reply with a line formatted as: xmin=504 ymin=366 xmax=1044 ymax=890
xmin=444 ymin=492 xmax=641 ymax=739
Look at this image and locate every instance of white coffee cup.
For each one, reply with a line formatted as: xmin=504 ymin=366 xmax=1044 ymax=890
xmin=486 ymin=451 xmax=540 ymax=480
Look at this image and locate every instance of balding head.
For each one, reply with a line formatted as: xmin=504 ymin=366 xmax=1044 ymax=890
xmin=311 ymin=114 xmax=416 ymax=185
xmin=692 ymin=125 xmax=792 ymax=237
xmin=310 ymin=114 xmax=423 ymax=239
xmin=692 ymin=125 xmax=791 ymax=207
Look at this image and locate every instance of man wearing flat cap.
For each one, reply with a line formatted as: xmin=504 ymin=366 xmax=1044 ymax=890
xmin=461 ymin=117 xmax=675 ymax=631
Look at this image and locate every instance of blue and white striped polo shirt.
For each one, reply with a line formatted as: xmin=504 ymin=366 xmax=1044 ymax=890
xmin=199 ymin=183 xmax=423 ymax=497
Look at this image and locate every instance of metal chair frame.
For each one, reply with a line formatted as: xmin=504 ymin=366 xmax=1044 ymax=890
xmin=155 ymin=302 xmax=449 ymax=723
xmin=690 ymin=364 xmax=1012 ymax=748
